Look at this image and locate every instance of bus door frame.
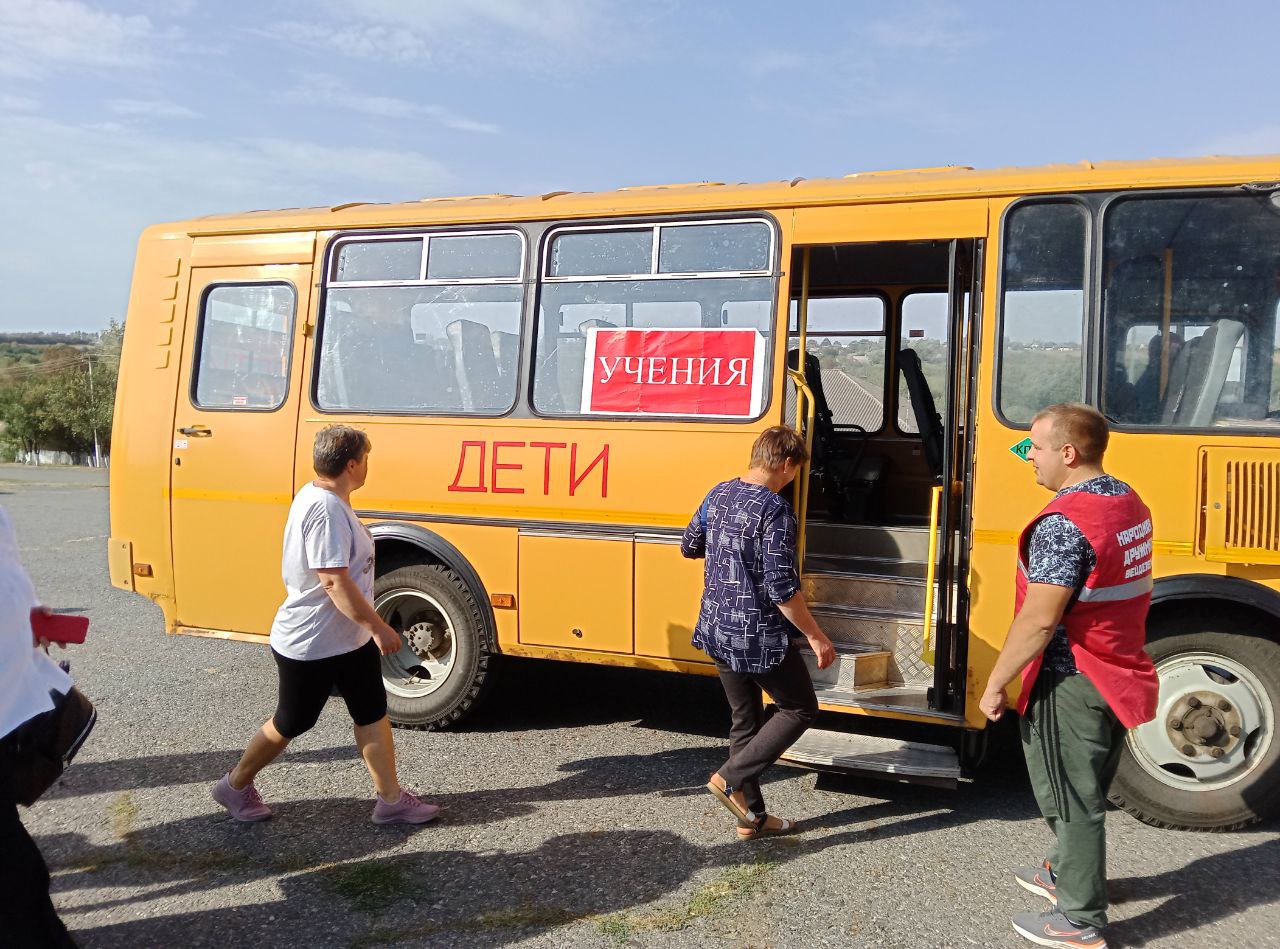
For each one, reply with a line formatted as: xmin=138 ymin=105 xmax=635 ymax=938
xmin=932 ymin=238 xmax=983 ymax=711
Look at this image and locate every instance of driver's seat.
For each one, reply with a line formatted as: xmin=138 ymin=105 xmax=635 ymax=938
xmin=786 ymin=349 xmax=869 ymax=521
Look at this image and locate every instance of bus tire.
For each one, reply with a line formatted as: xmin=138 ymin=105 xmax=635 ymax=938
xmin=372 ymin=563 xmax=495 ymax=731
xmin=1108 ymin=613 xmax=1280 ymax=831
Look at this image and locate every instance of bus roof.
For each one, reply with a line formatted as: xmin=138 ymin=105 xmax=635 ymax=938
xmin=164 ymin=154 xmax=1280 ymax=238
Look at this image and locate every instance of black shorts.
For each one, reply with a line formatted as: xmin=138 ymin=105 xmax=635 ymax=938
xmin=271 ymin=639 xmax=387 ymax=738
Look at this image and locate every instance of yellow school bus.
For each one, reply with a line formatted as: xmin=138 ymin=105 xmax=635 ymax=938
xmin=109 ymin=155 xmax=1280 ymax=830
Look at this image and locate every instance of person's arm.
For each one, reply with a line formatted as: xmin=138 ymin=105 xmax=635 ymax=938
xmin=316 ymin=568 xmax=402 ymax=655
xmin=978 ymin=583 xmax=1074 ymax=720
xmin=776 ymin=592 xmax=836 ymax=669
xmin=680 ymin=498 xmax=707 ymax=559
xmin=763 ymin=504 xmax=836 ymax=670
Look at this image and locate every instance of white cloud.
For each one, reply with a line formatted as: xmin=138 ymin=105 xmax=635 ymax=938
xmin=108 ymin=98 xmax=199 ymax=119
xmin=746 ymin=50 xmax=810 ymax=77
xmin=284 ymin=74 xmax=499 ymax=133
xmin=0 ymin=94 xmax=40 ymax=112
xmin=0 ymin=0 xmax=171 ymax=78
xmin=1198 ymin=127 xmax=1280 ymax=156
xmin=868 ymin=3 xmax=984 ymax=55
xmin=260 ymin=0 xmax=666 ymax=69
xmin=257 ymin=21 xmax=432 ymax=64
xmin=0 ymin=113 xmax=456 ymax=328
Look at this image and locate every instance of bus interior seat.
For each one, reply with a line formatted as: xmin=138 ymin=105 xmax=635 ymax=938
xmin=897 ymin=348 xmax=944 ymax=479
xmin=490 ymin=330 xmax=519 ymax=381
xmin=1158 ymin=336 xmax=1199 ymax=424
xmin=786 ymin=348 xmax=878 ymax=522
xmin=447 ymin=319 xmax=504 ymax=411
xmin=553 ymin=319 xmax=616 ymax=412
xmin=1176 ymin=319 xmax=1246 ymax=426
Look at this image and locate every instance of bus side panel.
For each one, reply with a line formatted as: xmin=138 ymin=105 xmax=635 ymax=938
xmin=964 ymin=197 xmax=1021 ymax=729
xmin=108 ymin=226 xmax=194 ymax=629
xmin=415 ymin=522 xmax=519 ymax=649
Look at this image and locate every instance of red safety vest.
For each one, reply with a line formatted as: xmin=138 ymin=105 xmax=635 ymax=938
xmin=1014 ymin=486 xmax=1159 ymax=728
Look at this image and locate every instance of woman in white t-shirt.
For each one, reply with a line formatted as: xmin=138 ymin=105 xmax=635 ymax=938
xmin=0 ymin=505 xmax=78 ymax=947
xmin=212 ymin=426 xmax=438 ymax=825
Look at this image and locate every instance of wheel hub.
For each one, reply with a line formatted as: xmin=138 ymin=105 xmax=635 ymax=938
xmin=1166 ymin=690 xmax=1241 ymax=758
xmin=405 ymin=620 xmax=447 ymax=660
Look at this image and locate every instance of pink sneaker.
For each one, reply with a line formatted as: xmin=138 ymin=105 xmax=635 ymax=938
xmin=212 ymin=773 xmax=273 ymax=822
xmin=371 ymin=789 xmax=440 ymax=825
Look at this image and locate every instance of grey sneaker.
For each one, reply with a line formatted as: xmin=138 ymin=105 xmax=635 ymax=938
xmin=212 ymin=773 xmax=272 ymax=822
xmin=1014 ymin=860 xmax=1058 ymax=904
xmin=1012 ymin=910 xmax=1106 ymax=948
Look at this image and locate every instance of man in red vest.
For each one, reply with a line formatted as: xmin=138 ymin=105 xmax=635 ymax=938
xmin=980 ymin=403 xmax=1158 ymax=949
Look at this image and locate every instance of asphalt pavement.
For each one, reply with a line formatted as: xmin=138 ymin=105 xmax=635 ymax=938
xmin=8 ymin=464 xmax=1277 ymax=948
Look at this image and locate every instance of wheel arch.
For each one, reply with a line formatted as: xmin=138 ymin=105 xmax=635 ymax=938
xmin=369 ymin=521 xmax=499 ymax=652
xmin=1149 ymin=574 xmax=1280 ymax=642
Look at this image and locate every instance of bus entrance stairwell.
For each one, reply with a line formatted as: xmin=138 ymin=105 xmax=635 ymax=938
xmin=781 ymin=239 xmax=977 ymax=724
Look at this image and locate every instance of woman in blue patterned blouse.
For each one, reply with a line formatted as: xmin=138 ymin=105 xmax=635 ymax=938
xmin=682 ymin=425 xmax=836 ymax=838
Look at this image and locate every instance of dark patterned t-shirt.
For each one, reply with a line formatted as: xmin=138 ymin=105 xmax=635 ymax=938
xmin=1027 ymin=474 xmax=1132 ymax=674
xmin=681 ymin=479 xmax=800 ymax=674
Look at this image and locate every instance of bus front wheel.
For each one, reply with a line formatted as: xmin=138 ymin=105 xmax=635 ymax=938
xmin=373 ymin=563 xmax=494 ymax=731
xmin=1109 ymin=613 xmax=1280 ymax=831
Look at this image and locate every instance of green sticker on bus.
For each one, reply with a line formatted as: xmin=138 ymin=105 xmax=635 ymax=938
xmin=1009 ymin=437 xmax=1033 ymax=461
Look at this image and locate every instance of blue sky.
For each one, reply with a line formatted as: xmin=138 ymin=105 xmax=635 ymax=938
xmin=2 ymin=0 xmax=1277 ymax=332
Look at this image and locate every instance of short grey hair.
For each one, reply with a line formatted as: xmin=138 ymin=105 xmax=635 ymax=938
xmin=313 ymin=425 xmax=370 ymax=477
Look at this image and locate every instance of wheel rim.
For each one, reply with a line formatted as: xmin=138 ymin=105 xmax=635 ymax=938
xmin=1128 ymin=650 xmax=1274 ymax=792
xmin=374 ymin=588 xmax=457 ymax=698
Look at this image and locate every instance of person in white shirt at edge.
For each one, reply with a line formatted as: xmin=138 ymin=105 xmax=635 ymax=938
xmin=213 ymin=425 xmax=438 ymax=824
xmin=0 ymin=505 xmax=78 ymax=948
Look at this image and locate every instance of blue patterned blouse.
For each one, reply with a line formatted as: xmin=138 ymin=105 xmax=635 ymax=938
xmin=680 ymin=479 xmax=801 ymax=673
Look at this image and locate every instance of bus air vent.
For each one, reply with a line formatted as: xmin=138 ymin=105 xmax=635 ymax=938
xmin=1200 ymin=448 xmax=1280 ymax=564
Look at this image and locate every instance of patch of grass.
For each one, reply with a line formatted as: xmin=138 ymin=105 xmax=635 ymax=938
xmin=108 ymin=791 xmax=138 ymax=839
xmin=325 ymin=862 xmax=410 ymax=914
xmin=122 ymin=847 xmax=245 ymax=873
xmin=596 ymin=859 xmax=774 ymax=940
xmin=467 ymin=906 xmax=578 ymax=930
xmin=351 ymin=904 xmax=580 ymax=947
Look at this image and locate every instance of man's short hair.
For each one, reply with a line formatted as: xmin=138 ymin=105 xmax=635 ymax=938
xmin=749 ymin=425 xmax=810 ymax=471
xmin=313 ymin=425 xmax=370 ymax=477
xmin=1032 ymin=403 xmax=1109 ymax=465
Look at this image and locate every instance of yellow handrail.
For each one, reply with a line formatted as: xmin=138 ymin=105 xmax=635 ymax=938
xmin=921 ymin=484 xmax=943 ymax=663
xmin=787 ymin=367 xmax=816 ymax=569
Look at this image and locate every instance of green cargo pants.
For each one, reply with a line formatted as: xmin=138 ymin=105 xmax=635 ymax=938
xmin=1020 ymin=669 xmax=1127 ymax=929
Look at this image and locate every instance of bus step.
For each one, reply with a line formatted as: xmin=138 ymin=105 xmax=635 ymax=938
xmin=796 ymin=642 xmax=891 ymax=692
xmin=804 ymin=522 xmax=932 ymax=562
xmin=780 ymin=729 xmax=960 ymax=788
xmin=803 ymin=572 xmax=927 ymax=616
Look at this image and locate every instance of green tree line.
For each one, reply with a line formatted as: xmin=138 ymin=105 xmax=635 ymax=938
xmin=0 ymin=322 xmax=122 ymax=463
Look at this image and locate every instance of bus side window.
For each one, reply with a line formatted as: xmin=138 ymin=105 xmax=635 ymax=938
xmin=193 ymin=284 xmax=295 ymax=410
xmin=1100 ymin=194 xmax=1280 ymax=430
xmin=317 ymin=232 xmax=525 ymax=416
xmin=534 ymin=220 xmax=776 ymax=417
xmin=997 ymin=202 xmax=1088 ymax=425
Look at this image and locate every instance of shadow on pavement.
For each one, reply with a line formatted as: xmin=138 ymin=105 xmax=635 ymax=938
xmin=55 ymin=744 xmax=1053 ymax=948
xmin=46 ymin=746 xmax=357 ymax=800
xmin=1106 ymin=837 xmax=1280 ymax=947
xmin=463 ymin=657 xmax=729 ymax=738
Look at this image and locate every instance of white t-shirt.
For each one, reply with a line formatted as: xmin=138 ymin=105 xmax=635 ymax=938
xmin=269 ymin=483 xmax=376 ymax=661
xmin=0 ymin=507 xmax=72 ymax=741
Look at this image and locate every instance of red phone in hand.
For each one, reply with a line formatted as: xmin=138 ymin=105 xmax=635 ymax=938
xmin=31 ymin=610 xmax=89 ymax=645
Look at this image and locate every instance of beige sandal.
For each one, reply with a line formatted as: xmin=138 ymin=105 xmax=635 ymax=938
xmin=706 ymin=775 xmax=754 ymax=824
xmin=736 ymin=815 xmax=799 ymax=839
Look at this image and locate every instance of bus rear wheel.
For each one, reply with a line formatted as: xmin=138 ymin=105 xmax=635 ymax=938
xmin=1109 ymin=613 xmax=1280 ymax=831
xmin=373 ymin=563 xmax=494 ymax=731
